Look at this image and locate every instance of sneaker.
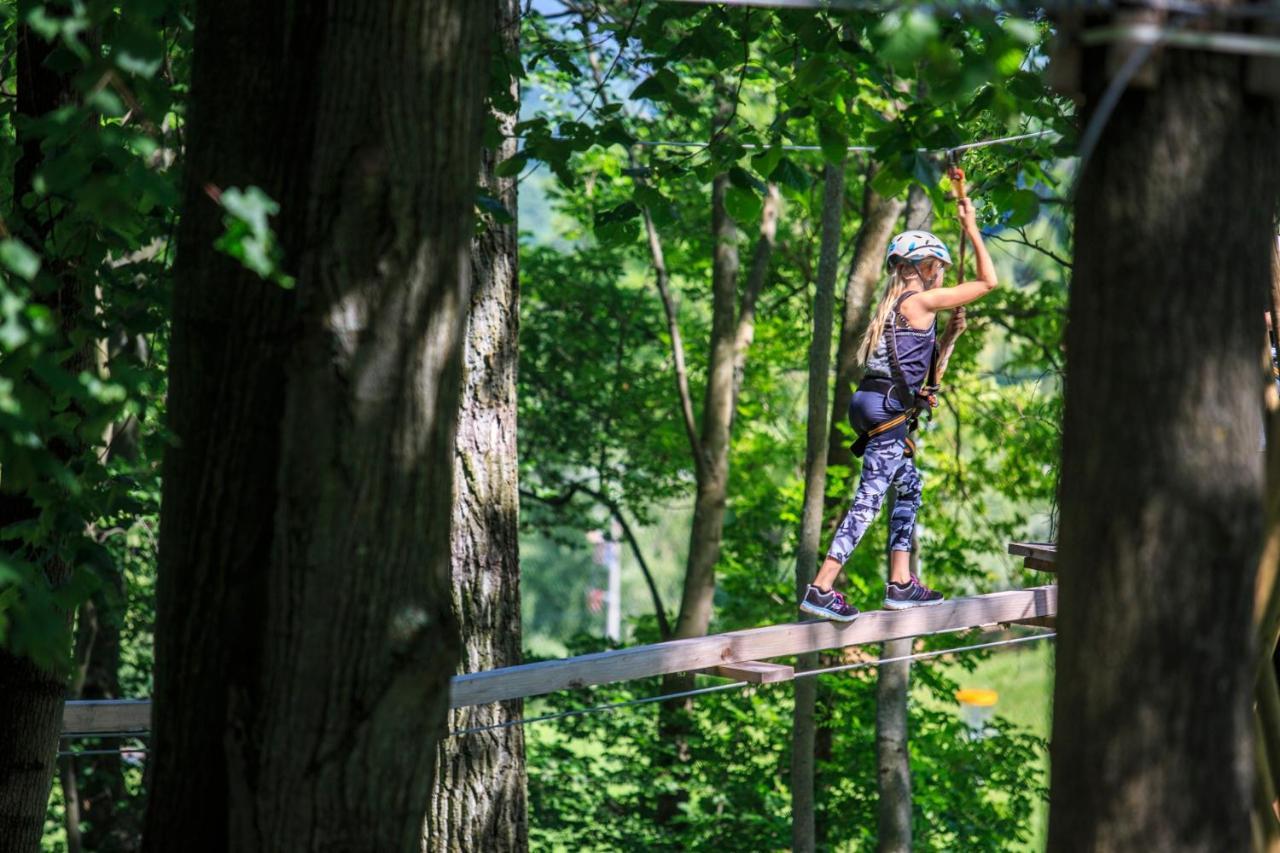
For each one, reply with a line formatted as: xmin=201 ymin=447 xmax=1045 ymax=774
xmin=883 ymin=574 xmax=945 ymax=610
xmin=799 ymin=585 xmax=859 ymax=622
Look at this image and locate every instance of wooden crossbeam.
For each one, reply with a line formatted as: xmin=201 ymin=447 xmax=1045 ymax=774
xmin=1009 ymin=541 xmax=1057 ymax=572
xmin=710 ymin=661 xmax=795 ymax=684
xmin=63 ymin=699 xmax=150 ymax=735
xmin=62 ymin=584 xmax=1057 ymax=733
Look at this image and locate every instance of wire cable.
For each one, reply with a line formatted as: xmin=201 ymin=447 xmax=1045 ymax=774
xmin=547 ymin=128 xmax=1059 ymax=156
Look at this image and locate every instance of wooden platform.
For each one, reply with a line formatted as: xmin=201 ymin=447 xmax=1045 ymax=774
xmin=63 ymin=584 xmax=1056 ymax=735
xmin=1008 ymin=541 xmax=1057 ymax=572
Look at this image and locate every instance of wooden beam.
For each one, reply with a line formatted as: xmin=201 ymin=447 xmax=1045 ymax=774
xmin=63 ymin=699 xmax=150 ymax=735
xmin=449 ymin=585 xmax=1056 ymax=708
xmin=1009 ymin=541 xmax=1057 ymax=572
xmin=710 ymin=661 xmax=795 ymax=684
xmin=63 ymin=585 xmax=1057 ymax=732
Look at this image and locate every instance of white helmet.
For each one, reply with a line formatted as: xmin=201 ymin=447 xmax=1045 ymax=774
xmin=886 ymin=230 xmax=952 ymax=269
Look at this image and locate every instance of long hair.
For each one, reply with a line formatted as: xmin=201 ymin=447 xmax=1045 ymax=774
xmin=857 ymin=269 xmax=908 ymax=366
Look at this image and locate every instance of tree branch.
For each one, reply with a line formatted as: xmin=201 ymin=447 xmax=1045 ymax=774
xmin=731 ymin=183 xmax=781 ymax=400
xmin=642 ymin=204 xmax=704 ymax=465
xmin=988 ymin=229 xmax=1072 ymax=270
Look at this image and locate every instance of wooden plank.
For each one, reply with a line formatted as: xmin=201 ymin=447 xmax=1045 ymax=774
xmin=1022 ymin=557 xmax=1057 ymax=573
xmin=63 ymin=586 xmax=1058 ymax=731
xmin=449 ymin=585 xmax=1057 ymax=708
xmin=1007 ymin=541 xmax=1057 ymax=562
xmin=63 ymin=699 xmax=150 ymax=735
xmin=710 ymin=661 xmax=795 ymax=684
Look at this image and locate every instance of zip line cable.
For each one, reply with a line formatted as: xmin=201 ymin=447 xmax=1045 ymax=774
xmin=524 ymin=128 xmax=1060 ymax=157
xmin=448 ymin=630 xmax=1056 ymax=738
xmin=55 ymin=629 xmax=1056 ymax=754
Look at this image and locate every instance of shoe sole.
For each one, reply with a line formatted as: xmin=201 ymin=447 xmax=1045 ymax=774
xmin=882 ymin=597 xmax=945 ymax=611
xmin=799 ymin=600 xmax=859 ymax=622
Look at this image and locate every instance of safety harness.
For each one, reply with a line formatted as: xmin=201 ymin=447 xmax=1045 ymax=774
xmin=850 ymin=291 xmax=939 ymax=460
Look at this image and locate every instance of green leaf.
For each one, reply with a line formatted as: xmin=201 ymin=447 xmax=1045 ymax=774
xmin=751 ymin=145 xmax=783 ymax=179
xmin=878 ymin=10 xmax=939 ymax=66
xmin=768 ymin=157 xmax=810 ymax=192
xmin=818 ymin=121 xmax=849 ymax=166
xmin=1006 ymin=189 xmax=1041 ymax=228
xmin=0 ymin=240 xmax=41 ymax=282
xmin=871 ymin=166 xmax=909 ymax=200
xmin=593 ymin=202 xmax=641 ymax=246
xmin=728 ymin=166 xmax=765 ymax=193
xmin=495 ymin=152 xmax=529 ymax=178
xmin=724 ymin=186 xmax=762 ymax=222
xmin=631 ymin=69 xmax=677 ymax=102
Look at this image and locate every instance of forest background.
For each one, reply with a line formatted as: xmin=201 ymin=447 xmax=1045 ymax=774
xmin=1 ymin=0 xmax=1098 ymax=849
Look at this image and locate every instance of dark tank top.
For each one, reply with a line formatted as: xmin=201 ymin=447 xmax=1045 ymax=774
xmin=863 ymin=291 xmax=936 ymax=392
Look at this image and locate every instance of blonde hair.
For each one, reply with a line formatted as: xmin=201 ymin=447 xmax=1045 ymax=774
xmin=857 ymin=269 xmax=908 ymax=366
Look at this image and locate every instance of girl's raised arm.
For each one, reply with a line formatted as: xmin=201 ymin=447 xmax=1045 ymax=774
xmin=916 ymin=198 xmax=997 ymax=312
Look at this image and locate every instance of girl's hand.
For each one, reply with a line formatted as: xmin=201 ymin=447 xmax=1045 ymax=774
xmin=957 ymin=198 xmax=979 ymax=235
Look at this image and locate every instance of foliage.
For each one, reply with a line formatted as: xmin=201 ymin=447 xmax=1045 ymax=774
xmin=527 ymin=633 xmax=1046 ymax=852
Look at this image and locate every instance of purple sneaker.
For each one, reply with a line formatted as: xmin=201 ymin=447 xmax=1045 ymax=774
xmin=883 ymin=574 xmax=944 ymax=610
xmin=799 ymin=585 xmax=859 ymax=622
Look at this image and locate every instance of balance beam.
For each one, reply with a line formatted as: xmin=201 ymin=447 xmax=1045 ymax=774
xmin=63 ymin=585 xmax=1056 ymax=733
xmin=449 ymin=585 xmax=1056 ymax=708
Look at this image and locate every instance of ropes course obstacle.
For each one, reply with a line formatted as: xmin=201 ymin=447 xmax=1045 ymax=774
xmin=62 ymin=550 xmax=1056 ymax=738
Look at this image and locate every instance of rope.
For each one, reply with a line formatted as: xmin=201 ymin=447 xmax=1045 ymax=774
xmin=449 ymin=630 xmax=1056 ymax=738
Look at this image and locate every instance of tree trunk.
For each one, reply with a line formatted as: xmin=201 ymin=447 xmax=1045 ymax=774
xmin=143 ymin=3 xmax=491 ymax=851
xmin=655 ymin=162 xmax=780 ymax=825
xmin=792 ymin=160 xmax=845 ymax=853
xmin=425 ymin=1 xmax=525 ymax=849
xmin=0 ymin=23 xmax=81 ymax=853
xmin=876 ymin=523 xmax=914 ymax=853
xmin=1048 ymin=28 xmax=1279 ymax=851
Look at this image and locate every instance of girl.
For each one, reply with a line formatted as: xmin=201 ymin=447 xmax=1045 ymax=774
xmin=800 ymin=198 xmax=997 ymax=621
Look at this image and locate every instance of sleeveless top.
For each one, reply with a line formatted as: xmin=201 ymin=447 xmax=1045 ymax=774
xmin=863 ymin=291 xmax=936 ymax=392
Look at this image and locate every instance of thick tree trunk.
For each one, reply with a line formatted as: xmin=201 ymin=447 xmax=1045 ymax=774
xmin=426 ymin=1 xmax=526 ymax=849
xmin=792 ymin=161 xmax=845 ymax=853
xmin=143 ymin=3 xmax=491 ymax=852
xmin=1048 ymin=31 xmax=1279 ymax=852
xmin=0 ymin=24 xmax=81 ymax=853
xmin=876 ymin=525 xmax=915 ymax=853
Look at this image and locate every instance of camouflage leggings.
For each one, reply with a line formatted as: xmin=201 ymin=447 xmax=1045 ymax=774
xmin=826 ymin=437 xmax=922 ymax=565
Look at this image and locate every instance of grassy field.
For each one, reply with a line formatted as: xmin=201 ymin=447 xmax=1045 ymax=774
xmin=916 ymin=635 xmax=1056 ymax=851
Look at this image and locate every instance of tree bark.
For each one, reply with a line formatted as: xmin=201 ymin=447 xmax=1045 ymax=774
xmin=792 ymin=161 xmax=845 ymax=853
xmin=425 ymin=1 xmax=526 ymax=848
xmin=1048 ymin=29 xmax=1280 ymax=852
xmin=143 ymin=3 xmax=491 ymax=851
xmin=876 ymin=524 xmax=915 ymax=853
xmin=0 ymin=23 xmax=81 ymax=853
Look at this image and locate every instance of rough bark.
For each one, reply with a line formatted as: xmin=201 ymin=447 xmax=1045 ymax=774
xmin=143 ymin=3 xmax=491 ymax=852
xmin=876 ymin=524 xmax=915 ymax=853
xmin=1048 ymin=31 xmax=1279 ymax=852
xmin=425 ymin=0 xmax=526 ymax=848
xmin=0 ymin=23 xmax=81 ymax=853
xmin=827 ymin=167 xmax=906 ymax=477
xmin=792 ymin=161 xmax=845 ymax=853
